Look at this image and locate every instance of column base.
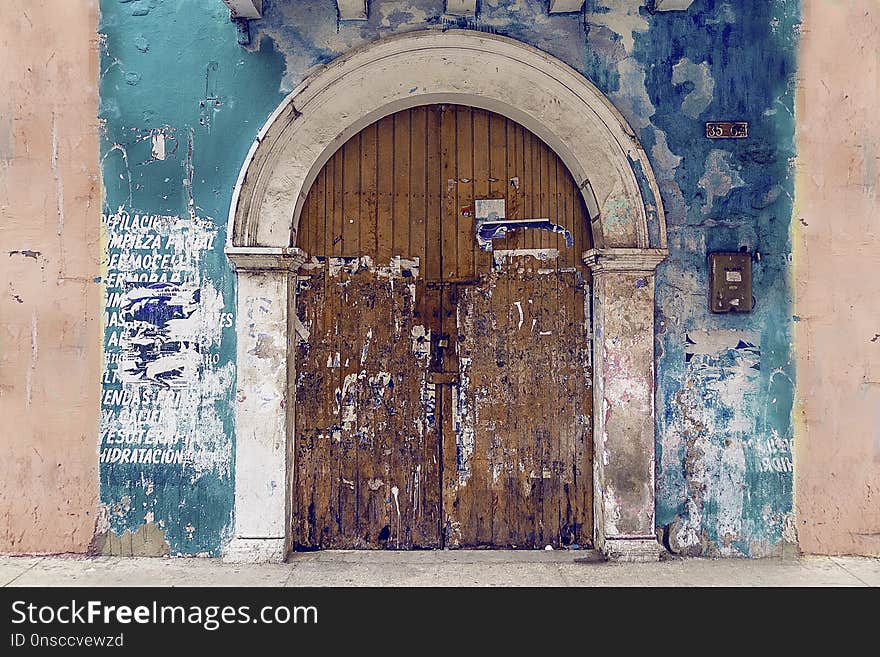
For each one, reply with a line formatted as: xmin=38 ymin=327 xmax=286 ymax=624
xmin=601 ymin=536 xmax=660 ymax=562
xmin=222 ymin=538 xmax=286 ymax=564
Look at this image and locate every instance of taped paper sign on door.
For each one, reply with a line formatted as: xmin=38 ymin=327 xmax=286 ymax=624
xmin=474 ymin=199 xmax=574 ymax=251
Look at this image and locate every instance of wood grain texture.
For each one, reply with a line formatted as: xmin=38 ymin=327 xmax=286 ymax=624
xmin=446 ymin=265 xmax=593 ymax=548
xmin=294 ymin=268 xmax=439 ymax=548
xmin=294 ymin=105 xmax=592 ymax=549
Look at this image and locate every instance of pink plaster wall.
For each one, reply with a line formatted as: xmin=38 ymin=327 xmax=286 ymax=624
xmin=0 ymin=1 xmax=101 ymax=553
xmin=0 ymin=0 xmax=878 ymax=558
xmin=795 ymin=0 xmax=880 ymax=555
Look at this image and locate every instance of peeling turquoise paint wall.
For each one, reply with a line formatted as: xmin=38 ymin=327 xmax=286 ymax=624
xmin=98 ymin=0 xmax=798 ymax=556
xmin=98 ymin=0 xmax=286 ymax=555
xmin=642 ymin=1 xmax=799 ymax=556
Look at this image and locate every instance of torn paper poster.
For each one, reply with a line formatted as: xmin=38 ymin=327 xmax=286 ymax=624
xmin=473 ymin=198 xmax=574 ymax=251
xmin=476 ymin=218 xmax=575 ymax=251
xmin=300 ymin=255 xmax=420 ymax=278
xmin=491 ymin=248 xmax=560 ymax=268
xmin=117 ymin=282 xmax=201 ymax=386
xmin=474 ymin=198 xmax=506 ymax=221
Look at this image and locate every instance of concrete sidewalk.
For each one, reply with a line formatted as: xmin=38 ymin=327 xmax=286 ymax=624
xmin=1 ymin=552 xmax=878 ymax=587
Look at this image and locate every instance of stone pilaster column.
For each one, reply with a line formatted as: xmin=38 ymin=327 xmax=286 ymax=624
xmin=583 ymin=248 xmax=667 ymax=562
xmin=222 ymin=247 xmax=306 ymax=563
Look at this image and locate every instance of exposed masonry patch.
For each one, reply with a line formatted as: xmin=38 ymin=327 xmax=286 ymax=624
xmin=92 ymin=521 xmax=171 ymax=557
xmin=698 ymin=150 xmax=746 ymax=215
xmin=671 ymin=58 xmax=715 ymax=119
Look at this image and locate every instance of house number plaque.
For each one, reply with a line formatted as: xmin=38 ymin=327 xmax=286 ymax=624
xmin=705 ymin=122 xmax=749 ymax=139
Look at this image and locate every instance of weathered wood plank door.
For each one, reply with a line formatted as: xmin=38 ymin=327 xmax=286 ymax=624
xmin=293 ymin=105 xmax=593 ymax=550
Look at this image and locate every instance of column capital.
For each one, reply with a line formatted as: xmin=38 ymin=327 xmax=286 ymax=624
xmin=582 ymin=248 xmax=668 ymax=274
xmin=225 ymin=246 xmax=308 ymax=272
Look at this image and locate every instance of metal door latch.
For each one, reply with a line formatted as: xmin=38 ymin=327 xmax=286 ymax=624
xmin=429 ymin=372 xmax=458 ymax=385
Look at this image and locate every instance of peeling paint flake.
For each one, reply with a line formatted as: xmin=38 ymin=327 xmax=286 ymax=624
xmin=492 ymin=248 xmax=560 ymax=268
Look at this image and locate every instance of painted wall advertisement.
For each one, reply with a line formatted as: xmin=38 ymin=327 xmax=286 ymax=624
xmin=98 ymin=204 xmax=236 ymax=554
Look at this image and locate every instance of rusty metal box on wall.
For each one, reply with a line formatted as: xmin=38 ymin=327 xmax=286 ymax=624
xmin=709 ymin=252 xmax=753 ymax=313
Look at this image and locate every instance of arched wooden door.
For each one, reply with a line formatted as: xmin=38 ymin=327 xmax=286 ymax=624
xmin=293 ymin=105 xmax=593 ymax=549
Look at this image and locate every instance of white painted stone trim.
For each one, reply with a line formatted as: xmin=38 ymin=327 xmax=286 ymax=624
xmin=602 ymin=537 xmax=662 ymax=562
xmin=583 ymin=247 xmax=668 ymax=273
xmin=337 ymin=0 xmax=368 ymax=21
xmin=221 ymin=0 xmax=262 ymax=20
xmin=226 ymin=246 xmax=307 ymax=271
xmin=225 ymin=31 xmax=669 ymax=563
xmin=653 ymin=0 xmax=696 ymax=12
xmin=223 ymin=248 xmax=307 ymax=563
xmin=585 ymin=247 xmax=667 ymax=562
xmin=548 ymin=1 xmax=584 ymax=14
xmin=222 ymin=537 xmax=286 ymax=564
xmin=227 ymin=29 xmax=666 ymax=252
xmin=446 ymin=0 xmax=477 ymax=16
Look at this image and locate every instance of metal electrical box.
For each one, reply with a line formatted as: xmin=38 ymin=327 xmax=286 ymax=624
xmin=709 ymin=252 xmax=753 ymax=313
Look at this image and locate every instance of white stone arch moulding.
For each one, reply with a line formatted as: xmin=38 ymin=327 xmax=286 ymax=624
xmin=223 ymin=29 xmax=668 ymax=563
